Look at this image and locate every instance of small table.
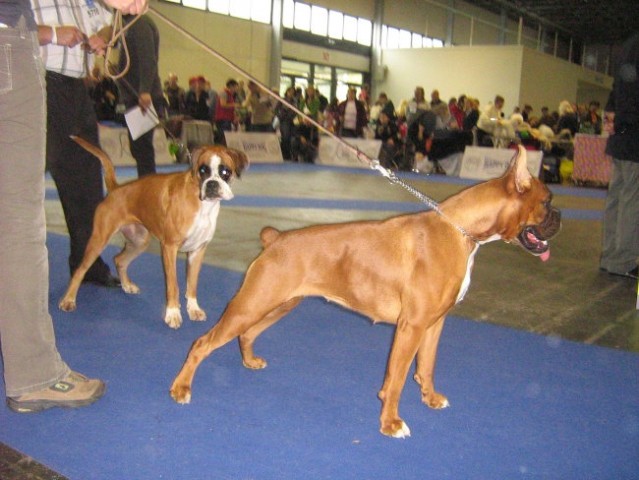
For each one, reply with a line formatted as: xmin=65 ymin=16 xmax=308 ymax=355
xmin=572 ymin=134 xmax=612 ymax=186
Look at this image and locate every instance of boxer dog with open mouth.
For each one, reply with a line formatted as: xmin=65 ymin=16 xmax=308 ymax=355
xmin=58 ymin=136 xmax=248 ymax=329
xmin=170 ymin=145 xmax=560 ymax=437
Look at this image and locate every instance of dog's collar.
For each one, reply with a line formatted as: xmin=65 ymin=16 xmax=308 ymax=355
xmin=434 ymin=208 xmax=481 ymax=244
xmin=433 ymin=210 xmax=480 ymax=245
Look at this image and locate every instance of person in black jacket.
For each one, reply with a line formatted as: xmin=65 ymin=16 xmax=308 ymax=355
xmin=374 ymin=110 xmax=402 ymax=169
xmin=600 ymin=32 xmax=639 ymax=280
xmin=118 ymin=14 xmax=166 ymax=177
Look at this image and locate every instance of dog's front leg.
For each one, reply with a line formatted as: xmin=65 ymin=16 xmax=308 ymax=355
xmin=161 ymin=243 xmax=182 ymax=329
xmin=378 ymin=320 xmax=425 ymax=438
xmin=185 ymin=246 xmax=207 ymax=322
xmin=413 ymin=316 xmax=450 ymax=409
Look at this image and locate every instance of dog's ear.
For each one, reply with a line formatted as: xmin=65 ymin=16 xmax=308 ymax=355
xmin=190 ymin=147 xmax=205 ymax=170
xmin=507 ymin=145 xmax=532 ymax=193
xmin=226 ymin=148 xmax=249 ymax=178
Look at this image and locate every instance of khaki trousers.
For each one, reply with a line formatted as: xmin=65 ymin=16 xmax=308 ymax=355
xmin=0 ymin=17 xmax=69 ymax=397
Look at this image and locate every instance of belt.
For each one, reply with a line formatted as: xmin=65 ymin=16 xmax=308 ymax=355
xmin=46 ymin=70 xmax=84 ymax=83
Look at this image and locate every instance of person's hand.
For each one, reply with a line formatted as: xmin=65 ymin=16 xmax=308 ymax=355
xmin=103 ymin=0 xmax=148 ymax=14
xmin=86 ymin=34 xmax=108 ymax=55
xmin=54 ymin=26 xmax=86 ymax=48
xmin=138 ymin=93 xmax=152 ymax=113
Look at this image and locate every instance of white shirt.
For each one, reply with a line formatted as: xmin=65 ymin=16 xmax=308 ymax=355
xmin=343 ymin=100 xmax=357 ymax=130
xmin=31 ymin=0 xmax=112 ymax=78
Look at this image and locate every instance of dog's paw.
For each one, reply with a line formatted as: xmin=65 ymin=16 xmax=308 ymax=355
xmin=164 ymin=307 xmax=183 ymax=329
xmin=423 ymin=392 xmax=450 ymax=410
xmin=170 ymin=385 xmax=192 ymax=404
xmin=121 ymin=282 xmax=140 ymax=294
xmin=58 ymin=298 xmax=77 ymax=312
xmin=243 ymin=356 xmax=268 ymax=369
xmin=186 ymin=299 xmax=207 ymax=322
xmin=381 ymin=419 xmax=411 ymax=439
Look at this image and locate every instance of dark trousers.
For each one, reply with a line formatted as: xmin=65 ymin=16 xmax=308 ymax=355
xmin=45 ymin=71 xmax=111 ymax=280
xmin=215 ymin=120 xmax=234 ymax=146
xmin=128 ymin=128 xmax=156 ymax=177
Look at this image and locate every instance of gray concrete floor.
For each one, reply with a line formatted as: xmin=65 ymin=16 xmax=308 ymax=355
xmin=45 ymin=165 xmax=639 ymax=353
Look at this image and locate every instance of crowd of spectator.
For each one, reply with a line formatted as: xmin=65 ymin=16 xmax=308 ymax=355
xmin=86 ymin=70 xmax=605 ymax=172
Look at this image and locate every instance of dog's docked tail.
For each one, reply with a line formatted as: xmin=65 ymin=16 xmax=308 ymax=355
xmin=70 ymin=135 xmax=119 ymax=192
xmin=260 ymin=226 xmax=280 ymax=248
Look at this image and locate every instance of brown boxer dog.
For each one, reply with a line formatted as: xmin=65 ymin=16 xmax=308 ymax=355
xmin=58 ymin=136 xmax=248 ymax=329
xmin=170 ymin=145 xmax=560 ymax=437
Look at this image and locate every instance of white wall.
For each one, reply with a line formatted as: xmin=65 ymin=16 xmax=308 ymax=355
xmin=520 ymin=47 xmax=613 ymax=111
xmin=376 ymin=45 xmax=523 ymax=111
xmin=376 ymin=44 xmax=612 ymax=115
xmin=151 ymin=2 xmax=272 ymax=89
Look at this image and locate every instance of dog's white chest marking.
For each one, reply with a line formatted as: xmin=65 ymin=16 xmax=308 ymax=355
xmin=180 ymin=201 xmax=220 ymax=253
xmin=456 ymin=244 xmax=479 ymax=304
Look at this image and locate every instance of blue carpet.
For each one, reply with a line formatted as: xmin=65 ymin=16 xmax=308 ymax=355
xmin=1 ymin=233 xmax=637 ymax=479
xmin=46 ymin=163 xmax=605 ymax=220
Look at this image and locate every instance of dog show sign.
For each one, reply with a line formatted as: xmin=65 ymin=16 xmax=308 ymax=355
xmin=224 ymin=132 xmax=284 ymax=163
xmin=460 ymin=146 xmax=543 ymax=180
xmin=317 ymin=136 xmax=382 ymax=168
xmin=98 ymin=124 xmax=174 ymax=166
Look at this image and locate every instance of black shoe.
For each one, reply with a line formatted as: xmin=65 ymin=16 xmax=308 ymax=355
xmin=608 ymin=266 xmax=638 ymax=280
xmin=82 ymin=273 xmax=122 ymax=288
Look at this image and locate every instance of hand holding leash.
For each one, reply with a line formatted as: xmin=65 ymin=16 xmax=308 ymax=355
xmin=48 ymin=25 xmax=86 ymax=48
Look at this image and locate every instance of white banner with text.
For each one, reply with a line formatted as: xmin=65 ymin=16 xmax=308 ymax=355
xmin=224 ymin=132 xmax=283 ymax=163
xmin=459 ymin=146 xmax=543 ymax=180
xmin=317 ymin=136 xmax=382 ymax=168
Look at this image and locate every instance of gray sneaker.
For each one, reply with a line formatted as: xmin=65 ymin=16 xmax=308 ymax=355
xmin=7 ymin=371 xmax=106 ymax=413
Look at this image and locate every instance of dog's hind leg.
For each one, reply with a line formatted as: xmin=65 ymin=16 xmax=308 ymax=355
xmin=170 ymin=300 xmax=278 ymax=404
xmin=185 ymin=245 xmax=207 ymax=322
xmin=413 ymin=316 xmax=450 ymax=409
xmin=116 ymin=224 xmax=150 ymax=295
xmin=378 ymin=315 xmax=427 ymax=438
xmin=239 ymin=297 xmax=302 ymax=369
xmin=58 ymin=207 xmax=121 ymax=311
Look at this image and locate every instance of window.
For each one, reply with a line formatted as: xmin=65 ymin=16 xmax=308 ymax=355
xmin=328 ymin=10 xmax=343 ymax=40
xmin=283 ymin=1 xmax=371 ymax=47
xmin=229 ymin=0 xmax=251 ymax=20
xmin=342 ymin=15 xmax=358 ymax=42
xmin=208 ymin=0 xmax=228 ymax=14
xmin=314 ymin=65 xmax=332 ymax=100
xmin=281 ymin=59 xmax=311 ymax=79
xmin=207 ymin=0 xmax=271 ymax=24
xmin=282 ymin=0 xmax=294 ymax=28
xmin=182 ymin=0 xmax=206 ymax=10
xmin=335 ymin=68 xmax=364 ymax=101
xmin=251 ymin=0 xmax=271 ymax=23
xmin=293 ymin=2 xmax=311 ymax=31
xmin=311 ymin=6 xmax=328 ymax=36
xmin=357 ymin=18 xmax=372 ymax=46
xmin=412 ymin=33 xmax=423 ymax=48
xmin=380 ymin=23 xmax=445 ymax=49
xmin=385 ymin=26 xmax=400 ymax=48
xmin=399 ymin=29 xmax=412 ymax=48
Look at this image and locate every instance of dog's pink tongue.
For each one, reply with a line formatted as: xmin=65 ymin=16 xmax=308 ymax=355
xmin=540 ymin=249 xmax=550 ymax=262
